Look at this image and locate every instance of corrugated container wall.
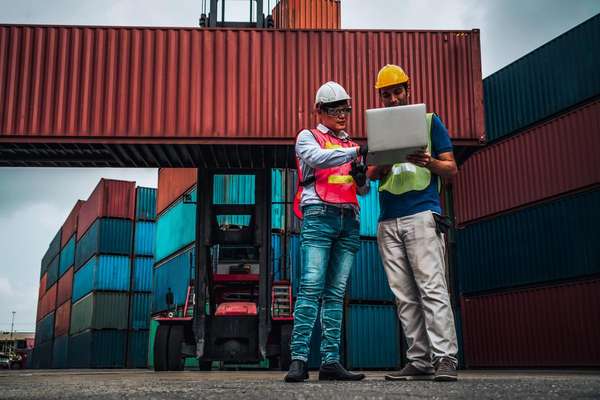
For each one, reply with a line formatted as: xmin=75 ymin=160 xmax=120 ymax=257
xmin=70 ymin=292 xmax=130 ymax=334
xmin=288 ymin=234 xmax=301 ymax=296
xmin=54 ymin=300 xmax=71 ymax=337
xmin=68 ymin=329 xmax=126 ymax=368
xmin=132 ymin=257 xmax=153 ymax=292
xmin=157 ymin=168 xmax=196 ymax=216
xmin=455 ymin=99 xmax=600 ymax=226
xmin=127 ymin=330 xmax=149 ymax=368
xmin=61 ymin=200 xmax=84 ymax=246
xmin=77 ymin=179 xmax=136 ymax=240
xmin=56 ymin=267 xmax=73 ymax=305
xmin=135 ymin=187 xmax=157 ymax=221
xmin=31 ymin=340 xmax=53 ymax=369
xmin=72 ymin=255 xmax=131 ymax=302
xmin=37 ymin=283 xmax=56 ymax=321
xmin=46 ymin=255 xmax=59 ymax=288
xmin=38 ymin=273 xmax=47 ymax=299
xmin=348 ymin=239 xmax=394 ymax=301
xmin=75 ymin=218 xmax=133 ymax=269
xmin=461 ymin=279 xmax=600 ymax=367
xmin=153 ymin=247 xmax=194 ymax=313
xmin=456 ymin=188 xmax=600 ymax=295
xmin=134 ymin=221 xmax=155 ymax=256
xmin=52 ymin=335 xmax=69 ymax=369
xmin=130 ymin=293 xmax=152 ymax=330
xmin=483 ymin=14 xmax=600 ymax=142
xmin=59 ymin=236 xmax=75 ymax=277
xmin=41 ymin=230 xmax=61 ymax=274
xmin=0 ymin=26 xmax=484 ymax=144
xmin=155 ymin=189 xmax=196 ymax=263
xmin=273 ymin=0 xmax=340 ymax=29
xmin=36 ymin=312 xmax=55 ymax=344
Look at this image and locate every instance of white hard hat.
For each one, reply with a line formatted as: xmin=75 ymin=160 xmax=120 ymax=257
xmin=315 ymin=81 xmax=351 ymax=107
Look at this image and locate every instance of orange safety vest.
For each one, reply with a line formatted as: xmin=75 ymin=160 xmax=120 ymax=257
xmin=293 ymin=128 xmax=360 ymax=219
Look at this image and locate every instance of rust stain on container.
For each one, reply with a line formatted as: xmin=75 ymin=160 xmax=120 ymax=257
xmin=273 ymin=0 xmax=340 ymax=29
xmin=156 ymin=168 xmax=196 ymax=216
xmin=0 ymin=26 xmax=484 ymax=145
xmin=61 ymin=200 xmax=84 ymax=246
xmin=454 ymin=99 xmax=600 ymax=226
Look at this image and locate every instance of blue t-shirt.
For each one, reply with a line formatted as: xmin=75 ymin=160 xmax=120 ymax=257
xmin=379 ymin=114 xmax=453 ymax=221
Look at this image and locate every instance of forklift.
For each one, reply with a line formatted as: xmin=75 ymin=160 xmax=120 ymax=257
xmin=153 ymin=168 xmax=294 ymax=371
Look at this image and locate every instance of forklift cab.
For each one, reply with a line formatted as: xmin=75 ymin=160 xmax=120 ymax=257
xmin=153 ymin=168 xmax=293 ymax=371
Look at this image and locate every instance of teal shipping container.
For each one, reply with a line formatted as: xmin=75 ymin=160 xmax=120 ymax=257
xmin=155 ymin=189 xmax=196 ymax=263
xmin=68 ymin=329 xmax=126 ymax=368
xmin=288 ymin=234 xmax=301 ymax=296
xmin=153 ymin=246 xmax=194 ymax=314
xmin=134 ymin=221 xmax=155 ymax=256
xmin=127 ymin=330 xmax=149 ymax=368
xmin=36 ymin=311 xmax=55 ymax=345
xmin=136 ymin=187 xmax=157 ymax=221
xmin=132 ymin=257 xmax=153 ymax=292
xmin=130 ymin=293 xmax=152 ymax=330
xmin=484 ymin=14 xmax=600 ymax=142
xmin=70 ymin=292 xmax=130 ymax=334
xmin=41 ymin=229 xmax=62 ymax=275
xmin=58 ymin=236 xmax=75 ymax=277
xmin=345 ymin=304 xmax=401 ymax=369
xmin=357 ymin=180 xmax=380 ymax=237
xmin=31 ymin=340 xmax=53 ymax=369
xmin=348 ymin=239 xmax=394 ymax=302
xmin=456 ymin=188 xmax=600 ymax=294
xmin=46 ymin=254 xmax=60 ymax=289
xmin=75 ymin=218 xmax=133 ymax=270
xmin=272 ymin=233 xmax=283 ymax=281
xmin=72 ymin=255 xmax=131 ymax=302
xmin=52 ymin=335 xmax=69 ymax=369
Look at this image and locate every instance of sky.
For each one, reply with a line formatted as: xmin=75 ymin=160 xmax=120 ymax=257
xmin=0 ymin=0 xmax=598 ymax=332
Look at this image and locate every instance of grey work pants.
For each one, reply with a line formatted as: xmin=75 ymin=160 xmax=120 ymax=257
xmin=377 ymin=210 xmax=458 ymax=371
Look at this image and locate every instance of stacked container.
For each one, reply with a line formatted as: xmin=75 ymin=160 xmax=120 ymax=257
xmin=453 ymin=14 xmax=600 ymax=368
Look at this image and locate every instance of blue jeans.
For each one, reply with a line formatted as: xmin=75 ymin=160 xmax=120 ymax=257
xmin=290 ymin=204 xmax=360 ymax=364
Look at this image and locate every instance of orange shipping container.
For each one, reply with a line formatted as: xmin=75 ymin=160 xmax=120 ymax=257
xmin=157 ymin=168 xmax=196 ymax=216
xmin=39 ymin=272 xmax=48 ymax=299
xmin=54 ymin=301 xmax=71 ymax=337
xmin=56 ymin=267 xmax=73 ymax=306
xmin=273 ymin=0 xmax=340 ymax=29
xmin=61 ymin=200 xmax=84 ymax=246
xmin=37 ymin=283 xmax=57 ymax=322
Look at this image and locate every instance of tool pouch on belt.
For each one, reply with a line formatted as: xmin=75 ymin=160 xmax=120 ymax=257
xmin=433 ymin=213 xmax=453 ymax=235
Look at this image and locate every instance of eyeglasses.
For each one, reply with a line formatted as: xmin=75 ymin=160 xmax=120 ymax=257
xmin=324 ymin=106 xmax=352 ymax=117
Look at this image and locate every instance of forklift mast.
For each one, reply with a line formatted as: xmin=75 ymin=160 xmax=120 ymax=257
xmin=199 ymin=0 xmax=275 ymax=28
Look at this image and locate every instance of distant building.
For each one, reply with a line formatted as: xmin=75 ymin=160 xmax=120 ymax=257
xmin=0 ymin=331 xmax=35 ymax=353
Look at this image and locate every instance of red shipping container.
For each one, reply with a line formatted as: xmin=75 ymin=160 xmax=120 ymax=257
xmin=454 ymin=99 xmax=600 ymax=226
xmin=56 ymin=267 xmax=73 ymax=306
xmin=77 ymin=179 xmax=136 ymax=239
xmin=0 ymin=26 xmax=484 ymax=145
xmin=38 ymin=272 xmax=47 ymax=299
xmin=37 ymin=283 xmax=57 ymax=321
xmin=273 ymin=0 xmax=340 ymax=29
xmin=461 ymin=279 xmax=600 ymax=368
xmin=61 ymin=200 xmax=84 ymax=246
xmin=54 ymin=301 xmax=71 ymax=337
xmin=157 ymin=168 xmax=197 ymax=216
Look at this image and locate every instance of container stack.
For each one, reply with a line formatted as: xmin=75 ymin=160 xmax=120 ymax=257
xmin=453 ymin=14 xmax=600 ymax=368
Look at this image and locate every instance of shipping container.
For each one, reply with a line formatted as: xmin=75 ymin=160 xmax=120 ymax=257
xmin=155 ymin=189 xmax=196 ymax=263
xmin=455 ymin=99 xmax=600 ymax=226
xmin=56 ymin=267 xmax=73 ymax=306
xmin=70 ymin=292 xmax=130 ymax=334
xmin=46 ymin=253 xmax=59 ymax=288
xmin=273 ymin=0 xmax=340 ymax=29
xmin=31 ymin=340 xmax=53 ymax=369
xmin=37 ymin=283 xmax=57 ymax=321
xmin=36 ymin=311 xmax=55 ymax=345
xmin=54 ymin=300 xmax=71 ymax=337
xmin=132 ymin=257 xmax=153 ymax=292
xmin=157 ymin=168 xmax=197 ymax=216
xmin=484 ymin=14 xmax=600 ymax=142
xmin=357 ymin=180 xmax=380 ymax=237
xmin=147 ymin=319 xmax=158 ymax=368
xmin=135 ymin=187 xmax=157 ymax=221
xmin=127 ymin=330 xmax=149 ymax=368
xmin=461 ymin=279 xmax=600 ymax=367
xmin=41 ymin=229 xmax=61 ymax=274
xmin=285 ymin=170 xmax=303 ymax=233
xmin=456 ymin=188 xmax=600 ymax=294
xmin=68 ymin=329 xmax=126 ymax=368
xmin=77 ymin=179 xmax=136 ymax=240
xmin=272 ymin=169 xmax=285 ymax=231
xmin=345 ymin=304 xmax=401 ymax=369
xmin=0 ymin=26 xmax=484 ymax=145
xmin=58 ymin=236 xmax=75 ymax=277
xmin=72 ymin=255 xmax=131 ymax=302
xmin=130 ymin=293 xmax=152 ymax=330
xmin=75 ymin=218 xmax=133 ymax=270
xmin=153 ymin=246 xmax=194 ymax=314
xmin=134 ymin=221 xmax=155 ymax=256
xmin=39 ymin=272 xmax=47 ymax=299
xmin=52 ymin=334 xmax=69 ymax=369
xmin=61 ymin=200 xmax=84 ymax=246
xmin=272 ymin=233 xmax=283 ymax=281
xmin=348 ymin=239 xmax=394 ymax=302
xmin=288 ymin=234 xmax=301 ymax=297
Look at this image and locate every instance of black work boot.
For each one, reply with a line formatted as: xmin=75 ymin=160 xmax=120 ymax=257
xmin=434 ymin=357 xmax=458 ymax=381
xmin=384 ymin=363 xmax=435 ymax=381
xmin=319 ymin=362 xmax=365 ymax=381
xmin=284 ymin=360 xmax=309 ymax=382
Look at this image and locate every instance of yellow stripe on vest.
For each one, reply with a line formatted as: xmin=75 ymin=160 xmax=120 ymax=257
xmin=324 ymin=142 xmax=343 ymax=149
xmin=328 ymin=175 xmax=354 ymax=184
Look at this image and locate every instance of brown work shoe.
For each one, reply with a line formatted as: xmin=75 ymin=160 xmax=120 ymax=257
xmin=434 ymin=357 xmax=457 ymax=381
xmin=384 ymin=363 xmax=434 ymax=381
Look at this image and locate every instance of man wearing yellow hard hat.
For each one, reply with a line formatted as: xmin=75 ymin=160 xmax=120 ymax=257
xmin=368 ymin=64 xmax=459 ymax=381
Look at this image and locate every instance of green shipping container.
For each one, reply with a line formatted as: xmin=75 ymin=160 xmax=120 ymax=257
xmin=70 ymin=292 xmax=130 ymax=334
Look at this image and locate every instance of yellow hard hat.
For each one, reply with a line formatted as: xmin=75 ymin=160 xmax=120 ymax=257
xmin=375 ymin=64 xmax=409 ymax=89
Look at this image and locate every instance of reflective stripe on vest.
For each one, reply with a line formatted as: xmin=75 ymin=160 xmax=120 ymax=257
xmin=379 ymin=113 xmax=441 ymax=195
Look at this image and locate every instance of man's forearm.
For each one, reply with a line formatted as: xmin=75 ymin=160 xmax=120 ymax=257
xmin=427 ymin=158 xmax=457 ymax=179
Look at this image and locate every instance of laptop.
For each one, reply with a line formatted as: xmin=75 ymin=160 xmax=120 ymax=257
xmin=366 ymin=103 xmax=428 ymax=165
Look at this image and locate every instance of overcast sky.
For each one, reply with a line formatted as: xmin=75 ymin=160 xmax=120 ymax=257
xmin=0 ymin=0 xmax=598 ymax=332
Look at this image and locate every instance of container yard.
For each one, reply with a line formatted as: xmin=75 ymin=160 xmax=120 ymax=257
xmin=0 ymin=0 xmax=599 ymax=399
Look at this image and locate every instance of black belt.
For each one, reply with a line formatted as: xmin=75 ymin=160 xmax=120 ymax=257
xmin=303 ymin=203 xmax=357 ymax=217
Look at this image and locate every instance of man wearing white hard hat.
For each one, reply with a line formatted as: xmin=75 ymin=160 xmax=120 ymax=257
xmin=285 ymin=81 xmax=369 ymax=382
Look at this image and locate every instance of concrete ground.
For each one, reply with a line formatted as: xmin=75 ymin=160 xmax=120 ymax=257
xmin=0 ymin=369 xmax=599 ymax=400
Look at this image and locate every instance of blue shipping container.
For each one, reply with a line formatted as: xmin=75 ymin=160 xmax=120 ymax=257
xmin=134 ymin=221 xmax=155 ymax=256
xmin=133 ymin=257 xmax=153 ymax=292
xmin=68 ymin=329 xmax=126 ymax=368
xmin=456 ymin=188 xmax=600 ymax=294
xmin=36 ymin=312 xmax=55 ymax=345
xmin=59 ymin=236 xmax=76 ymax=277
xmin=348 ymin=239 xmax=394 ymax=301
xmin=127 ymin=330 xmax=149 ymax=368
xmin=288 ymin=234 xmax=301 ymax=297
xmin=32 ymin=340 xmax=53 ymax=369
xmin=75 ymin=218 xmax=133 ymax=270
xmin=136 ymin=187 xmax=157 ymax=221
xmin=345 ymin=304 xmax=401 ymax=369
xmin=153 ymin=247 xmax=194 ymax=314
xmin=358 ymin=180 xmax=380 ymax=237
xmin=52 ymin=335 xmax=69 ymax=369
xmin=130 ymin=293 xmax=152 ymax=330
xmin=72 ymin=255 xmax=131 ymax=302
xmin=155 ymin=189 xmax=196 ymax=263
xmin=46 ymin=254 xmax=59 ymax=289
xmin=272 ymin=233 xmax=283 ymax=281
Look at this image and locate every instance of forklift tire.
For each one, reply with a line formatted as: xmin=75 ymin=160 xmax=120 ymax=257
xmin=279 ymin=324 xmax=293 ymax=371
xmin=167 ymin=325 xmax=186 ymax=371
xmin=154 ymin=324 xmax=170 ymax=371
